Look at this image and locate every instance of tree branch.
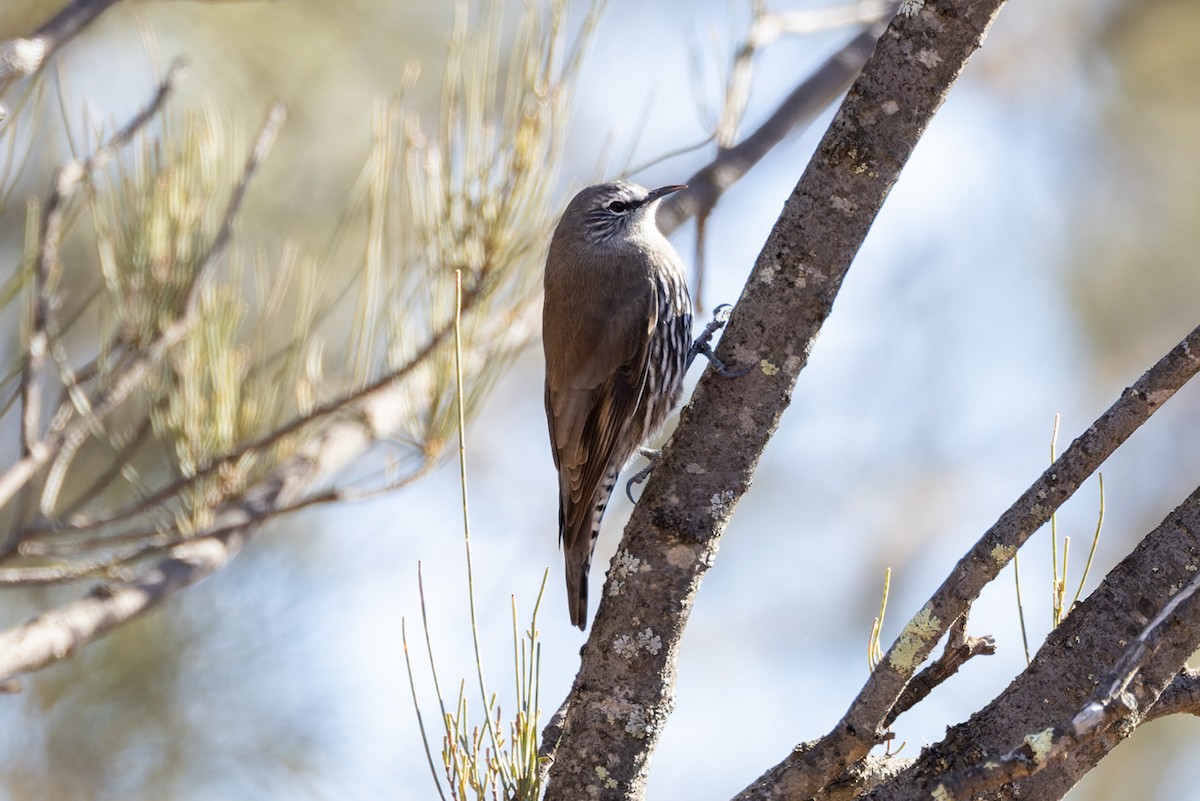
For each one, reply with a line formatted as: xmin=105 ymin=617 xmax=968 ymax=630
xmin=0 ymin=0 xmax=124 ymax=103
xmin=940 ymin=557 xmax=1200 ymax=798
xmin=883 ymin=615 xmax=995 ymax=729
xmin=734 ymin=316 xmax=1200 ymax=801
xmin=1146 ymin=668 xmax=1200 ymax=721
xmin=542 ymin=2 xmax=1011 ymax=799
xmin=0 ymin=359 xmax=442 ymax=680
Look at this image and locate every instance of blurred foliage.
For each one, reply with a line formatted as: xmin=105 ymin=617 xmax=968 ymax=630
xmin=1061 ymin=2 xmax=1200 ymax=800
xmin=1066 ymin=0 xmax=1200 ymax=380
xmin=0 ymin=0 xmax=593 ymax=797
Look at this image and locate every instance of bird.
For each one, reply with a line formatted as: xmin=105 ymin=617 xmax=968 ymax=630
xmin=542 ymin=180 xmax=691 ymax=630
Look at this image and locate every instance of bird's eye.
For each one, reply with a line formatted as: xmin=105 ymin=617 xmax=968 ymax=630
xmin=607 ymin=200 xmax=630 ymax=213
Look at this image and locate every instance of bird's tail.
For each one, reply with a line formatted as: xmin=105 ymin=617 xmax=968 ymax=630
xmin=562 ymin=471 xmax=617 ymax=630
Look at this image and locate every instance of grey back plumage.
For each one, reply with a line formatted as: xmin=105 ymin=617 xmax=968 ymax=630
xmin=542 ymin=181 xmax=692 ymax=629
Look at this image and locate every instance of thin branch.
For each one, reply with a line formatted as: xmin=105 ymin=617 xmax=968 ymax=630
xmin=882 ymin=615 xmax=995 ymax=729
xmin=757 ymin=2 xmax=897 ymax=38
xmin=0 ymin=344 xmax=447 ymax=678
xmin=54 ymin=415 xmax=154 ymax=519
xmin=1 ymin=66 xmax=182 ymax=558
xmin=715 ymin=2 xmax=895 ymax=148
xmin=18 ymin=62 xmax=180 ymax=454
xmin=0 ymin=0 xmax=123 ymax=100
xmin=1146 ymin=668 xmax=1200 ymax=722
xmin=657 ymin=19 xmax=891 ymax=237
xmin=23 ymin=280 xmax=481 ymax=538
xmin=0 ymin=532 xmax=247 ymax=680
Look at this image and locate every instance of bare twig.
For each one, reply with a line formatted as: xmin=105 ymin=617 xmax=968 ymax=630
xmin=1147 ymin=668 xmax=1200 ymax=721
xmin=715 ymin=2 xmax=895 ymax=147
xmin=883 ymin=615 xmax=995 ymax=729
xmin=19 ymin=63 xmax=181 ymax=454
xmin=0 ymin=0 xmax=124 ymax=99
xmin=0 ymin=334 xmax=454 ymax=678
xmin=2 ymin=66 xmax=183 ymax=557
xmin=22 ymin=281 xmax=481 ymax=538
xmin=0 ymin=533 xmax=246 ymax=680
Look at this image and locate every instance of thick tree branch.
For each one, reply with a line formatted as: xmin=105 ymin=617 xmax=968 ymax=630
xmin=542 ymin=2 xmax=1010 ymax=799
xmin=940 ymin=557 xmax=1200 ymax=797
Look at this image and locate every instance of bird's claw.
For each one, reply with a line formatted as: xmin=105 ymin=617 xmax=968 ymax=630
xmin=625 ymin=448 xmax=661 ymax=503
xmin=694 ymin=342 xmax=752 ymax=378
xmin=688 ymin=304 xmax=748 ymax=376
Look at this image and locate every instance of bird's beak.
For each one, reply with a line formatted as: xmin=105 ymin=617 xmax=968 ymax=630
xmin=646 ymin=184 xmax=687 ymax=202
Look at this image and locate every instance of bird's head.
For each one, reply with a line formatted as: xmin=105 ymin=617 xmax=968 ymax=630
xmin=562 ymin=181 xmax=686 ymax=247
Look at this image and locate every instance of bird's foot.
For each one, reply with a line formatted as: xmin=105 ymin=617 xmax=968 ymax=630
xmin=688 ymin=304 xmax=750 ymax=377
xmin=625 ymin=448 xmax=662 ymax=503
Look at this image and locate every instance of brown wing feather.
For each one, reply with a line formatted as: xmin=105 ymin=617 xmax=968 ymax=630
xmin=545 ymin=292 xmax=655 ymax=541
xmin=544 ymin=250 xmax=658 ymax=628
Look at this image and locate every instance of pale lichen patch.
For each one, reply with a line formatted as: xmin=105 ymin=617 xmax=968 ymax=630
xmin=664 ymin=543 xmax=697 ymax=569
xmin=594 ymin=766 xmax=618 ymax=790
xmin=930 ymin=783 xmax=953 ymax=801
xmin=625 ymin=707 xmax=654 ymax=739
xmin=888 ymin=605 xmax=942 ymax=671
xmin=915 ymin=49 xmax=942 ymax=69
xmin=1025 ymin=728 xmax=1055 ymax=763
xmin=710 ymin=490 xmax=735 ymax=517
xmin=991 ymin=544 xmax=1016 ymax=564
xmin=831 ymin=194 xmax=858 ymax=214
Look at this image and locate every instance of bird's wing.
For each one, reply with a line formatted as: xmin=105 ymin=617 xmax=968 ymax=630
xmin=544 ymin=272 xmax=657 ymax=550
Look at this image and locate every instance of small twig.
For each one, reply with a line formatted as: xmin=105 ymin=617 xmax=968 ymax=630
xmin=54 ymin=416 xmax=154 ymax=520
xmin=754 ymin=1 xmax=897 ymax=39
xmin=0 ymin=0 xmax=124 ymax=99
xmin=27 ymin=280 xmax=485 ymax=538
xmin=2 ymin=65 xmax=183 ymax=557
xmin=8 ymin=458 xmax=435 ymax=571
xmin=1070 ymin=472 xmax=1105 ymax=610
xmin=883 ymin=614 xmax=995 ymax=728
xmin=19 ymin=62 xmax=182 ymax=453
xmin=402 ymin=614 xmax=450 ymax=801
xmin=1146 ymin=668 xmax=1200 ymax=722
